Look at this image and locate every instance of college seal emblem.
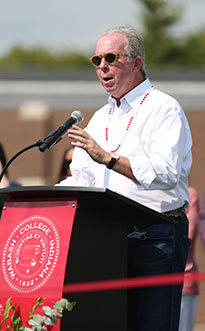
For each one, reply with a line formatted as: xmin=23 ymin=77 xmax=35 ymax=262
xmin=2 ymin=215 xmax=60 ymax=293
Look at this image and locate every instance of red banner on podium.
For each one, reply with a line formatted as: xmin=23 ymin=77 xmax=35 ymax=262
xmin=0 ymin=198 xmax=77 ymax=330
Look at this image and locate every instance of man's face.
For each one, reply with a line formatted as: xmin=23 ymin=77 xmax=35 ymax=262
xmin=95 ymin=33 xmax=140 ymax=100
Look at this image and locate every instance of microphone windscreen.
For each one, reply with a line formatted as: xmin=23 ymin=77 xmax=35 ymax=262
xmin=71 ymin=110 xmax=84 ymax=124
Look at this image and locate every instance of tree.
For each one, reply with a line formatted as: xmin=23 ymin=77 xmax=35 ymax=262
xmin=0 ymin=0 xmax=205 ymax=70
xmin=182 ymin=30 xmax=205 ymax=68
xmin=0 ymin=45 xmax=90 ymax=70
xmin=136 ymin=0 xmax=205 ymax=68
xmin=137 ymin=0 xmax=183 ymax=66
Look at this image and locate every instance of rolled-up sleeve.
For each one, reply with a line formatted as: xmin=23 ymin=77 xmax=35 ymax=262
xmin=129 ymin=101 xmax=192 ymax=190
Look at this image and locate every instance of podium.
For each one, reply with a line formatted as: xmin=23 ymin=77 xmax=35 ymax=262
xmin=0 ymin=186 xmax=170 ymax=331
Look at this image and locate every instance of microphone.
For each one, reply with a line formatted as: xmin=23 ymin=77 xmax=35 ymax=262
xmin=39 ymin=110 xmax=84 ymax=152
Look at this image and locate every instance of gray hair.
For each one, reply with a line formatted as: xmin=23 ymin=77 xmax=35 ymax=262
xmin=100 ymin=26 xmax=146 ymax=77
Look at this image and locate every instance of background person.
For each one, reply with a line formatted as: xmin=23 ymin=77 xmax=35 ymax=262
xmin=57 ymin=147 xmax=74 ymax=183
xmin=198 ymin=194 xmax=205 ymax=250
xmin=179 ymin=186 xmax=200 ymax=331
xmin=58 ymin=26 xmax=192 ymax=331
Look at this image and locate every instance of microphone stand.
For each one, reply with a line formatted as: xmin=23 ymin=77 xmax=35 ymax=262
xmin=0 ymin=112 xmax=79 ymax=183
xmin=0 ymin=139 xmax=45 ymax=184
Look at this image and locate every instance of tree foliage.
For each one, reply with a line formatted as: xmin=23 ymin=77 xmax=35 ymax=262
xmin=137 ymin=0 xmax=205 ymax=68
xmin=139 ymin=0 xmax=182 ymax=35
xmin=0 ymin=45 xmax=90 ymax=70
xmin=0 ymin=0 xmax=204 ymax=70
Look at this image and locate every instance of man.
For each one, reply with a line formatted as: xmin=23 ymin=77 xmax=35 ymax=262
xmin=59 ymin=27 xmax=192 ymax=330
xmin=179 ymin=186 xmax=200 ymax=331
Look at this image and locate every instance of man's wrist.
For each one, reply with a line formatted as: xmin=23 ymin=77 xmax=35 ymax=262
xmin=106 ymin=152 xmax=120 ymax=169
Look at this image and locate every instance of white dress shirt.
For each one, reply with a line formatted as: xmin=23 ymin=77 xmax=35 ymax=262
xmin=58 ymin=78 xmax=192 ymax=213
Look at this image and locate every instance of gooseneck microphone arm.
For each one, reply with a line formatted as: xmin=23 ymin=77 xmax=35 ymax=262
xmin=0 ymin=110 xmax=84 ymax=183
xmin=38 ymin=110 xmax=84 ymax=152
xmin=0 ymin=140 xmax=43 ymax=183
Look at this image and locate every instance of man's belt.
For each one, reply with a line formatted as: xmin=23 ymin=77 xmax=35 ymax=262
xmin=127 ymin=205 xmax=186 ymax=234
xmin=162 ymin=205 xmax=186 ymax=218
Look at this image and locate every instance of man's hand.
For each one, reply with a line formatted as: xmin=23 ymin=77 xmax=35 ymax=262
xmin=68 ymin=125 xmax=110 ymax=165
xmin=68 ymin=125 xmax=139 ymax=183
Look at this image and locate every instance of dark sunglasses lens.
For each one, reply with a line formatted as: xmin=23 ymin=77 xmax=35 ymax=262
xmin=105 ymin=53 xmax=116 ymax=63
xmin=92 ymin=56 xmax=102 ymax=66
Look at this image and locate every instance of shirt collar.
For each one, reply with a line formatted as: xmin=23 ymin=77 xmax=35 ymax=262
xmin=108 ymin=78 xmax=153 ymax=110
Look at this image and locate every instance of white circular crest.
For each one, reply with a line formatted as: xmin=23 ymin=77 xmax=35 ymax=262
xmin=2 ymin=215 xmax=60 ymax=293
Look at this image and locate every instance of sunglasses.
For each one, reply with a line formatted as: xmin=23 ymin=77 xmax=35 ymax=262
xmin=89 ymin=53 xmax=129 ymax=67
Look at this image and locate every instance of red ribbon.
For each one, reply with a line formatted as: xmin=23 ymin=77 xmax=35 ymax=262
xmin=63 ymin=271 xmax=205 ymax=294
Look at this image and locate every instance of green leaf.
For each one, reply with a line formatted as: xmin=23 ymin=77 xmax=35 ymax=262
xmin=40 ymin=327 xmax=47 ymax=331
xmin=14 ymin=316 xmax=21 ymax=326
xmin=42 ymin=306 xmax=52 ymax=316
xmin=53 ymin=299 xmax=65 ymax=312
xmin=0 ymin=296 xmax=75 ymax=331
xmin=28 ymin=314 xmax=45 ymax=326
xmin=51 ymin=309 xmax=62 ymax=319
xmin=19 ymin=326 xmax=26 ymax=331
xmin=44 ymin=316 xmax=57 ymax=325
xmin=53 ymin=298 xmax=76 ymax=312
xmin=67 ymin=301 xmax=77 ymax=311
xmin=4 ymin=297 xmax=12 ymax=318
xmin=0 ymin=297 xmax=16 ymax=329
xmin=11 ymin=305 xmax=17 ymax=311
xmin=30 ymin=297 xmax=44 ymax=317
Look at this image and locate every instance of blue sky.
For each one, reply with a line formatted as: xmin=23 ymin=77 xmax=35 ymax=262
xmin=0 ymin=0 xmax=204 ymax=55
